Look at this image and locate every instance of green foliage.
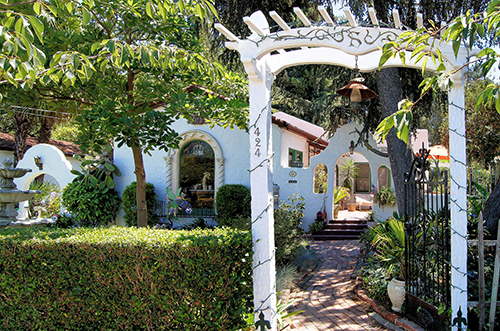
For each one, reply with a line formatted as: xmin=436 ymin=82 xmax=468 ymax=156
xmin=359 ymin=262 xmax=392 ymax=308
xmin=181 ymin=218 xmax=215 ymax=230
xmin=377 ymin=1 xmax=500 ymax=141
xmin=308 ymin=219 xmax=325 ymax=234
xmin=215 ymin=184 xmax=251 ymax=225
xmin=70 ymin=146 xmax=121 ymax=191
xmin=218 ymin=194 xmax=306 ymax=266
xmin=0 ymin=226 xmax=253 ymax=330
xmin=338 ymin=158 xmax=358 ymax=191
xmin=375 ymin=100 xmax=414 ymax=144
xmin=122 ymin=182 xmax=159 ymax=227
xmin=274 ymin=194 xmax=306 ymax=266
xmin=62 ymin=155 xmax=121 ymax=227
xmin=333 ymin=186 xmax=350 ymax=204
xmin=218 ymin=215 xmax=251 ymax=231
xmin=62 ymin=180 xmax=121 ymax=227
xmin=28 ymin=181 xmax=61 ymax=219
xmin=313 ymin=164 xmax=328 ymax=194
xmin=50 ymin=121 xmax=80 ymax=142
xmin=361 ymin=217 xmax=405 ymax=280
xmin=373 ymin=186 xmax=397 ymax=207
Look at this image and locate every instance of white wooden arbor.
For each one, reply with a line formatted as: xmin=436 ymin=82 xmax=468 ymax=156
xmin=216 ymin=7 xmax=473 ymax=330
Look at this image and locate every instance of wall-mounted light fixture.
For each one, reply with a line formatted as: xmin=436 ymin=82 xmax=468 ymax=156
xmin=349 ymin=140 xmax=355 ymax=155
xmin=34 ymin=155 xmax=43 ymax=170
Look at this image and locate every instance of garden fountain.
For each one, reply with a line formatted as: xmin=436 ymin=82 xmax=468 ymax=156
xmin=0 ymin=158 xmax=40 ymax=226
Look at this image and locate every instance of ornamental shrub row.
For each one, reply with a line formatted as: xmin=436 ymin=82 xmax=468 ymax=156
xmin=0 ymin=226 xmax=253 ymax=330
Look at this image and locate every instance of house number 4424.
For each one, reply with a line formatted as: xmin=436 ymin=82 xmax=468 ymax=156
xmin=254 ymin=127 xmax=261 ymax=157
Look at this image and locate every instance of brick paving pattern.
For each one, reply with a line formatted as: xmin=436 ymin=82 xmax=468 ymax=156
xmin=288 ymin=240 xmax=388 ymax=331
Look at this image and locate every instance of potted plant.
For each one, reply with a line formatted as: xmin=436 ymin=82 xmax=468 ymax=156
xmin=369 ymin=217 xmax=406 ymax=312
xmin=333 ymin=186 xmax=349 ymax=219
xmin=373 ymin=186 xmax=397 ymax=208
xmin=338 ymin=158 xmax=358 ymax=211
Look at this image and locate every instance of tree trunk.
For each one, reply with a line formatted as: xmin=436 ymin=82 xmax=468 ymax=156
xmin=376 ymin=68 xmax=414 ymax=216
xmin=13 ymin=113 xmax=30 ymax=167
xmin=484 ymin=177 xmax=500 ymax=236
xmin=132 ymin=143 xmax=148 ymax=227
xmin=38 ymin=116 xmax=55 ymax=144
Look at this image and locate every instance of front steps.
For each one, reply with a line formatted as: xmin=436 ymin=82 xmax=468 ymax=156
xmin=310 ymin=219 xmax=368 ymax=241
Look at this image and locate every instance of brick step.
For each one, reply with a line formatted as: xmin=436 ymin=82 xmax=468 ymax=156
xmin=325 ymin=223 xmax=367 ymax=230
xmin=310 ymin=233 xmax=363 ymax=241
xmin=328 ymin=219 xmax=365 ymax=224
xmin=317 ymin=229 xmax=366 ymax=235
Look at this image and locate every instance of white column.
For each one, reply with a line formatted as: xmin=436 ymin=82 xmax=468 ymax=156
xmin=449 ymin=73 xmax=468 ymax=329
xmin=248 ymin=65 xmax=277 ymax=330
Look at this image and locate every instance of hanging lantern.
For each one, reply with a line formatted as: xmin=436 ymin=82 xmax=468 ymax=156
xmin=336 ymin=76 xmax=377 ymax=112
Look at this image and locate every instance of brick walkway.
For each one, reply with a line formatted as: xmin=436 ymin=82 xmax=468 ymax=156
xmin=288 ymin=240 xmax=388 ymax=331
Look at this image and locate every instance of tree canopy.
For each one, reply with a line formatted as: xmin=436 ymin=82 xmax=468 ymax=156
xmin=0 ymin=0 xmax=249 ymax=227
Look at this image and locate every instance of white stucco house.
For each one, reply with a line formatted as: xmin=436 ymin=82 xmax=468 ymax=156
xmin=2 ymin=114 xmax=427 ymax=228
xmin=113 ymin=111 xmax=406 ymax=228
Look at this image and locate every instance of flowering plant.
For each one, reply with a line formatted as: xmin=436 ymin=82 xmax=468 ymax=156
xmin=165 ymin=187 xmax=193 ymax=221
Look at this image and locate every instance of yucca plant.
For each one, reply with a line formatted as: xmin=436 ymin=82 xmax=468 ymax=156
xmin=333 ymin=186 xmax=350 ymax=205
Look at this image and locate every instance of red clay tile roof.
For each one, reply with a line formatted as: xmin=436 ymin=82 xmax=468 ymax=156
xmin=0 ymin=132 xmax=82 ymax=156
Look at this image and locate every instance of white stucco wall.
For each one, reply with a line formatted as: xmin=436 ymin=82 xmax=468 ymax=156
xmin=13 ymin=144 xmax=78 ymax=218
xmin=113 ymin=118 xmax=251 ymax=225
xmin=279 ymin=129 xmax=309 ymax=168
xmin=273 ymin=123 xmax=394 ymax=229
xmin=114 ymin=119 xmax=398 ymax=229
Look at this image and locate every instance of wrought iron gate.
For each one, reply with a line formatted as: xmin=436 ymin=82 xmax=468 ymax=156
xmin=404 ymin=147 xmax=451 ymax=326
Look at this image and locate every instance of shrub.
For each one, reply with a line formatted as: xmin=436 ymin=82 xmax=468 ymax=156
xmin=359 ymin=261 xmax=392 ymax=308
xmin=62 ymin=178 xmax=121 ymax=227
xmin=63 ymin=153 xmax=121 ymax=227
xmin=216 ymin=184 xmax=251 ymax=225
xmin=0 ymin=226 xmax=253 ymax=330
xmin=217 ymin=194 xmax=305 ymax=266
xmin=275 ymin=194 xmax=305 ymax=265
xmin=373 ymin=186 xmax=397 ymax=207
xmin=308 ymin=219 xmax=325 ymax=234
xmin=122 ymin=182 xmax=159 ymax=227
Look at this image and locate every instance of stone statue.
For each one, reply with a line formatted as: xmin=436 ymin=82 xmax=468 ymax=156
xmin=202 ymin=172 xmax=211 ymax=191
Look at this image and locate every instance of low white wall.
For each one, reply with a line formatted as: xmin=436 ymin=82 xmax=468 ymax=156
xmin=14 ymin=144 xmax=78 ymax=218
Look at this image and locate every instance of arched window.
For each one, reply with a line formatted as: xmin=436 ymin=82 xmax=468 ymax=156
xmin=378 ymin=165 xmax=391 ymax=189
xmin=180 ymin=140 xmax=215 ymax=212
xmin=313 ymin=164 xmax=328 ymax=194
xmin=355 ymin=163 xmax=371 ymax=193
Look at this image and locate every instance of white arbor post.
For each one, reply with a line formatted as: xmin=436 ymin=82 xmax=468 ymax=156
xmin=449 ymin=72 xmax=468 ymax=329
xmin=248 ymin=64 xmax=277 ymax=330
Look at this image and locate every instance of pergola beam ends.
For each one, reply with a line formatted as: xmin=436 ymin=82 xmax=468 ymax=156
xmin=214 ymin=23 xmax=239 ymax=42
xmin=392 ymin=9 xmax=402 ymax=29
xmin=270 ymin=11 xmax=290 ymax=30
xmin=244 ymin=17 xmax=266 ymax=36
xmin=318 ymin=6 xmax=334 ymax=26
xmin=343 ymin=8 xmax=357 ymax=27
xmin=417 ymin=13 xmax=424 ymax=28
xmin=293 ymin=7 xmax=312 ymax=27
xmin=368 ymin=7 xmax=379 ymax=26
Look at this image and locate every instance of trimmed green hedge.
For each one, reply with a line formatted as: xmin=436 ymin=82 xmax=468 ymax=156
xmin=0 ymin=227 xmax=253 ymax=330
xmin=216 ymin=184 xmax=251 ymax=225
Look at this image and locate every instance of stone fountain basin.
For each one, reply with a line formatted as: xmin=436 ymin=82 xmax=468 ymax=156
xmin=0 ymin=168 xmax=32 ymax=179
xmin=0 ymin=190 xmax=41 ymax=203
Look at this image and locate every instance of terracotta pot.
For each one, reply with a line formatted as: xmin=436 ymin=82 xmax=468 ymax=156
xmin=387 ymin=278 xmax=405 ymax=312
xmin=347 ymin=203 xmax=356 ymax=212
